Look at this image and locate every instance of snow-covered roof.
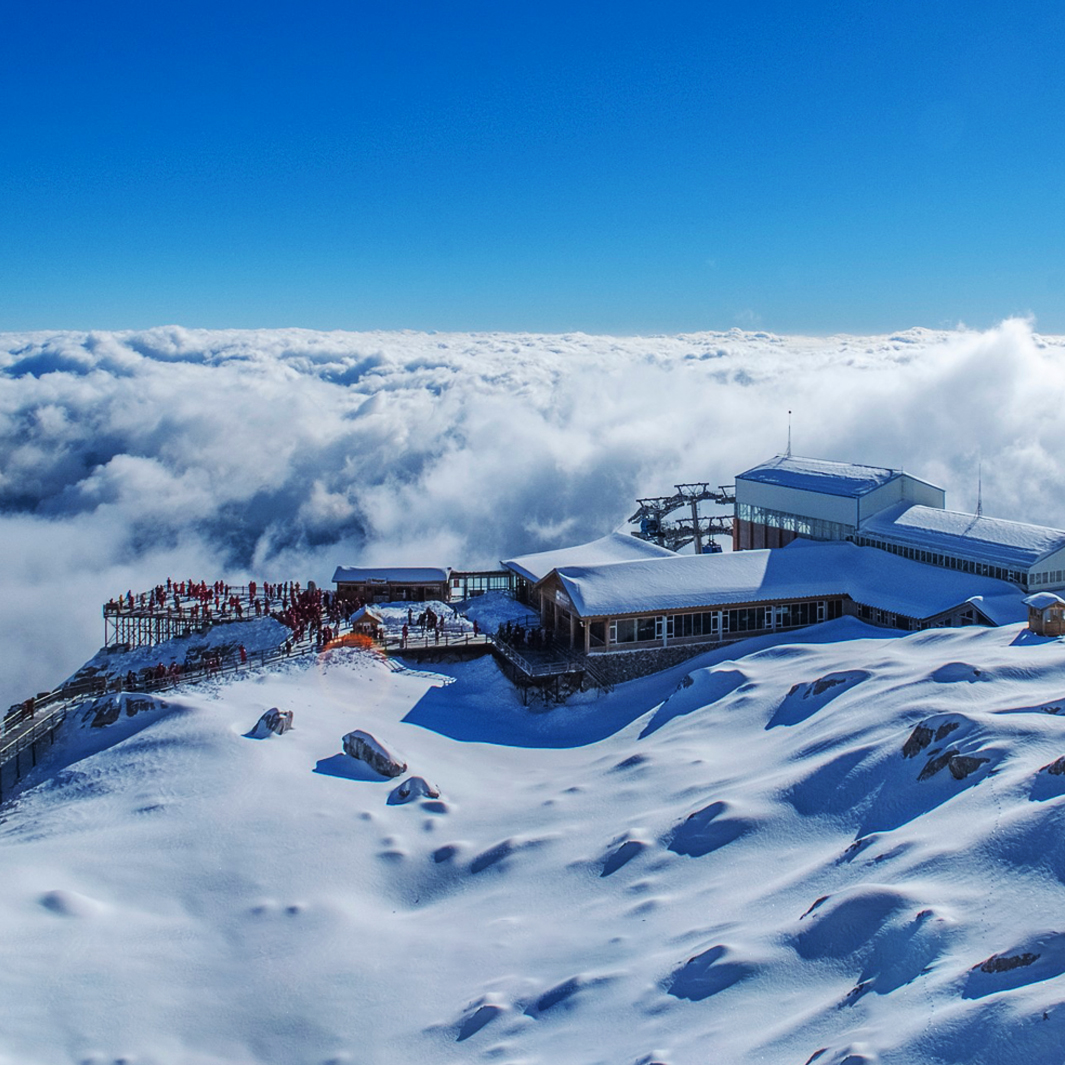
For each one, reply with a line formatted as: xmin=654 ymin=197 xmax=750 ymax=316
xmin=1023 ymin=592 xmax=1065 ymax=611
xmin=859 ymin=503 xmax=1065 ymax=570
xmin=332 ymin=566 xmax=451 ymax=584
xmin=502 ymin=532 xmax=675 ymax=586
xmin=349 ymin=605 xmax=385 ymax=623
xmin=736 ymin=454 xmax=907 ymax=498
xmin=549 ymin=541 xmax=1026 ymax=624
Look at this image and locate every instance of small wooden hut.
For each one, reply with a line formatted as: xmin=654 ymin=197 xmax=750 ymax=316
xmin=1023 ymin=592 xmax=1065 ymax=636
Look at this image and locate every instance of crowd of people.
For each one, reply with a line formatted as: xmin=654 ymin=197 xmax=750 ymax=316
xmin=397 ymin=603 xmax=484 ymax=648
xmin=495 ymin=620 xmax=554 ymax=653
xmin=104 ymin=578 xmax=324 ymax=625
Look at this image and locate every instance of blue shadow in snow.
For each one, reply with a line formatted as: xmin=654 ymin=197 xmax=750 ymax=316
xmin=400 ymin=657 xmax=652 ymax=748
xmin=313 ymin=753 xmax=390 ymax=782
xmin=401 ymin=618 xmax=889 ymax=750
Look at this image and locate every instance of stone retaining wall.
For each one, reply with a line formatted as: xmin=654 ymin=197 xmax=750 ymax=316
xmin=587 ymin=641 xmax=727 ymax=687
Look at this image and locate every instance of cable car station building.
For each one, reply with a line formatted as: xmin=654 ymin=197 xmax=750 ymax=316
xmin=733 ymin=455 xmax=945 ymax=550
xmin=734 ymin=455 xmax=1065 ymax=593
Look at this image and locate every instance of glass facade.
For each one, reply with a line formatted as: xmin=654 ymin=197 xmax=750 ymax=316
xmin=605 ymin=599 xmax=844 ymax=649
xmin=1031 ymin=570 xmax=1065 ymax=587
xmin=736 ymin=502 xmax=854 ymax=542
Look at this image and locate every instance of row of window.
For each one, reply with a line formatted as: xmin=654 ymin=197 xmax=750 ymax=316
xmin=736 ymin=502 xmax=854 ymax=543
xmin=606 ymin=600 xmax=844 ymax=645
xmin=852 ymin=535 xmax=1026 ymax=586
xmin=451 ymin=573 xmax=514 ymax=595
xmin=1031 ymin=570 xmax=1065 ymax=586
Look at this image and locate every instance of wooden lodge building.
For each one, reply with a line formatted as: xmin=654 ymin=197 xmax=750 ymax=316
xmin=332 ymin=566 xmax=452 ymax=603
xmin=523 ymin=540 xmax=1025 ymax=683
xmin=502 ymin=532 xmax=674 ymax=608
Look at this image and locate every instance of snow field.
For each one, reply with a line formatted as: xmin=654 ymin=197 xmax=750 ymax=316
xmin=3 ymin=618 xmax=1065 ymax=1063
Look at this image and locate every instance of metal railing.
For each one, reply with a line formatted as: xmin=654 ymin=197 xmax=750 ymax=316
xmin=383 ymin=630 xmax=493 ymax=653
xmin=0 ymin=632 xmax=333 ymax=788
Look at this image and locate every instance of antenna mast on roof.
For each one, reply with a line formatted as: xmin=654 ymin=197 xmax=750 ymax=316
xmin=786 ymin=410 xmax=792 ymax=458
xmin=976 ymin=458 xmax=983 ymax=518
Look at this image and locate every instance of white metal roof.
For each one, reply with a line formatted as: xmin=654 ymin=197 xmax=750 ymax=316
xmin=502 ymin=532 xmax=675 ymax=586
xmin=332 ymin=566 xmax=451 ymax=584
xmin=859 ymin=503 xmax=1065 ymax=570
xmin=736 ymin=454 xmax=906 ymax=498
xmin=1023 ymin=592 xmax=1065 ymax=611
xmin=549 ymin=540 xmax=1025 ymax=625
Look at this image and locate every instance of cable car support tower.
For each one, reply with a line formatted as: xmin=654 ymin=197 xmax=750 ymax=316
xmin=629 ymin=482 xmax=735 ymax=554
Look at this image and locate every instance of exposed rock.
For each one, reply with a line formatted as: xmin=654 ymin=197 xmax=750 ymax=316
xmin=935 ymin=721 xmax=960 ymax=741
xmin=252 ymin=707 xmax=293 ymax=737
xmin=948 ymin=754 xmax=989 ymax=780
xmin=1042 ymin=756 xmax=1065 ymax=776
xmin=83 ymin=693 xmax=166 ymax=728
xmin=918 ymin=747 xmax=989 ymax=781
xmin=902 ymin=724 xmax=934 ymax=759
xmin=917 ymin=748 xmax=957 ymax=780
xmin=799 ymin=895 xmax=829 ymax=919
xmin=810 ymin=676 xmax=846 ymax=697
xmin=388 ymin=776 xmax=440 ymax=805
xmin=342 ymin=729 xmax=407 ymax=778
xmin=787 ymin=675 xmax=847 ymax=700
xmin=978 ymin=951 xmax=1041 ymax=974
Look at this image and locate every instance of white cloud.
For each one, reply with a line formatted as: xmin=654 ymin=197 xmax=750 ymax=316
xmin=1 ymin=320 xmax=1063 ymax=707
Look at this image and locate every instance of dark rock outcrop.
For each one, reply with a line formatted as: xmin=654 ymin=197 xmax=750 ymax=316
xmin=902 ymin=725 xmax=934 ymax=758
xmin=977 ymin=951 xmax=1040 ymax=974
xmin=342 ymin=730 xmax=407 ymax=778
xmin=388 ymin=776 xmax=440 ymax=804
xmin=252 ymin=707 xmax=293 ymax=737
xmin=82 ymin=693 xmax=166 ymax=728
xmin=948 ymin=754 xmax=989 ymax=780
xmin=917 ymin=748 xmax=989 ymax=781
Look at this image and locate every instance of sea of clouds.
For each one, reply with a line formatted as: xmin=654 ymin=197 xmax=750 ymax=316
xmin=1 ymin=318 xmax=1061 ymax=708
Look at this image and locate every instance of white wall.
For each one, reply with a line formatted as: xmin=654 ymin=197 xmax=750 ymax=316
xmin=737 ymin=479 xmax=859 ymax=527
xmin=1028 ymin=545 xmax=1065 ymax=591
xmin=858 ymin=474 xmax=944 ymax=523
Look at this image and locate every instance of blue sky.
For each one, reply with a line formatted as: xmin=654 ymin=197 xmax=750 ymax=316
xmin=2 ymin=1 xmax=1064 ymax=334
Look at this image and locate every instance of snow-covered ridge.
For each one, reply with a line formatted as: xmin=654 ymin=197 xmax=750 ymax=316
xmin=3 ymin=618 xmax=1065 ymax=1063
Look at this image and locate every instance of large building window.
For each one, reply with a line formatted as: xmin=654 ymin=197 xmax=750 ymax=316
xmin=610 ymin=617 xmax=659 ymax=644
xmin=737 ymin=502 xmax=853 ymax=542
xmin=673 ymin=611 xmax=719 ymax=638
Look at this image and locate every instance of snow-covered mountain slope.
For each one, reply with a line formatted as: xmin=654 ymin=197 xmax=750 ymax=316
xmin=3 ymin=617 xmax=1065 ymax=1065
